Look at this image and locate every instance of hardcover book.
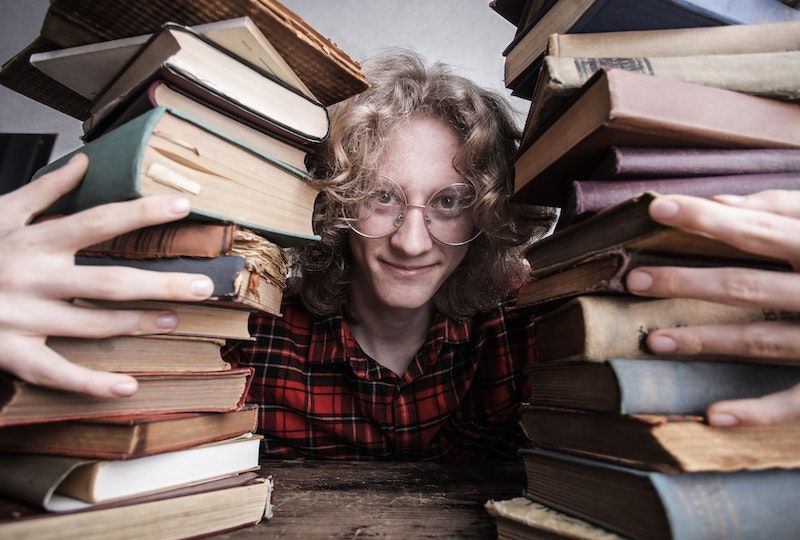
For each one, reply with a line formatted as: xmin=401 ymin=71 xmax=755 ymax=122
xmin=520 ymin=449 xmax=800 ymax=540
xmin=520 ymin=406 xmax=800 ymax=473
xmin=514 ymin=69 xmax=800 ymax=206
xmin=33 ymin=107 xmax=320 ymax=247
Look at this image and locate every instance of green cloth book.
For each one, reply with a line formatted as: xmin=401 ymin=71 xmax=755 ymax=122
xmin=34 ymin=107 xmax=320 ymax=247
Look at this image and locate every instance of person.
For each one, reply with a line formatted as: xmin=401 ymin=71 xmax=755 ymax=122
xmin=1 ymin=52 xmax=799 ymax=460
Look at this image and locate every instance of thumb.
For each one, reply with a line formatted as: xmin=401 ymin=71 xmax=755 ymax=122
xmin=708 ymin=383 xmax=800 ymax=426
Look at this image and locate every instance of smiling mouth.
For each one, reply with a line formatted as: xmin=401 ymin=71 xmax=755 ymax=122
xmin=381 ymin=260 xmax=437 ymax=276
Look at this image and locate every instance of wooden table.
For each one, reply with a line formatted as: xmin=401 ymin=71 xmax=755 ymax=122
xmin=223 ymin=460 xmax=524 ymax=539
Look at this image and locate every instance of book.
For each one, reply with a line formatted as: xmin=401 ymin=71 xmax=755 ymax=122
xmin=514 ymin=69 xmax=800 ymax=206
xmin=0 ymin=368 xmax=252 ymax=427
xmin=486 ymin=496 xmax=622 ymax=540
xmin=0 ymin=473 xmax=272 ymax=539
xmin=503 ymin=0 xmax=800 ymax=93
xmin=515 ymin=251 xmax=787 ymax=308
xmin=520 ymin=406 xmax=800 ymax=473
xmin=82 ymin=81 xmax=308 ymax=172
xmin=0 ymin=0 xmax=368 ymax=119
xmin=523 ymin=193 xmax=779 ymax=277
xmin=524 ymin=51 xmax=800 ymax=143
xmin=75 ymin=255 xmax=283 ymax=316
xmin=73 ymin=300 xmax=252 ymax=340
xmin=520 ymin=448 xmax=800 ymax=540
xmin=29 ymin=17 xmax=314 ymax=102
xmin=593 ymin=147 xmax=800 ymax=179
xmin=534 ymin=296 xmax=800 ymax=363
xmin=33 ymin=107 xmax=320 ymax=247
xmin=46 ymin=335 xmax=228 ymax=373
xmin=0 ymin=407 xmax=258 ymax=460
xmin=546 ymin=20 xmax=800 ymax=59
xmin=0 ymin=435 xmax=261 ymax=511
xmin=527 ymin=359 xmax=800 ymax=413
xmin=88 ymin=24 xmax=329 ymax=147
xmin=564 ymin=173 xmax=800 ymax=224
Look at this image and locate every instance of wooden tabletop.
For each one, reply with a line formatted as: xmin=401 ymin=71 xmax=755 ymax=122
xmin=221 ymin=459 xmax=524 ymax=539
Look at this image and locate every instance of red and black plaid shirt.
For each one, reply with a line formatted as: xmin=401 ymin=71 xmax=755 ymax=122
xmin=222 ymin=297 xmax=536 ymax=462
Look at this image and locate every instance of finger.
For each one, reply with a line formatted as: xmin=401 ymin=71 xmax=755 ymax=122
xmin=714 ymin=189 xmax=800 ymax=219
xmin=626 ymin=266 xmax=800 ymax=312
xmin=4 ymin=297 xmax=180 ymax=338
xmin=649 ymin=195 xmax=800 ymax=265
xmin=0 ymin=336 xmax=138 ymax=398
xmin=0 ymin=153 xmax=89 ymax=227
xmin=645 ymin=321 xmax=800 ymax=363
xmin=27 ymin=195 xmax=191 ymax=252
xmin=707 ymin=383 xmax=800 ymax=426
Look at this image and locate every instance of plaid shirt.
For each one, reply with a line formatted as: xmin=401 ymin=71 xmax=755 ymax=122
xmin=222 ymin=297 xmax=536 ymax=462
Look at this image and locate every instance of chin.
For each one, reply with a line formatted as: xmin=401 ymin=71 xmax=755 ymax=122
xmin=378 ymin=288 xmax=438 ymax=311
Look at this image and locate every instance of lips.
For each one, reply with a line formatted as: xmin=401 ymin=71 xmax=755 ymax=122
xmin=380 ymin=259 xmax=437 ymax=277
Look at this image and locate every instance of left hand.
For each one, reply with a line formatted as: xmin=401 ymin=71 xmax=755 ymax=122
xmin=624 ymin=190 xmax=800 ymax=427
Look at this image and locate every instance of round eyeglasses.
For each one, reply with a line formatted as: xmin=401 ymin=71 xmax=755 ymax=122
xmin=343 ymin=175 xmax=482 ymax=246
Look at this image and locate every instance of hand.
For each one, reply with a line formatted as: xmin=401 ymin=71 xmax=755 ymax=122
xmin=624 ymin=190 xmax=800 ymax=426
xmin=0 ymin=154 xmax=214 ymax=397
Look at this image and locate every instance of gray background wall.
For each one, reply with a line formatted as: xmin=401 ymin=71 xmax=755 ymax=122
xmin=0 ymin=0 xmax=524 ymax=161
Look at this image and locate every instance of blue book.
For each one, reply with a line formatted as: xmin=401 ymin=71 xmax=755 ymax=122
xmin=505 ymin=0 xmax=800 ymax=95
xmin=521 ymin=448 xmax=800 ymax=540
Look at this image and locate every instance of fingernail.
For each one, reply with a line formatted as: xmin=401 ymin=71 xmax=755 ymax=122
xmin=110 ymin=381 xmax=137 ymax=396
xmin=169 ymin=197 xmax=191 ymax=214
xmin=627 ymin=270 xmax=653 ymax=292
xmin=157 ymin=313 xmax=178 ymax=329
xmin=709 ymin=412 xmax=740 ymax=427
xmin=67 ymin=154 xmax=82 ymax=164
xmin=714 ymin=194 xmax=746 ymax=204
xmin=650 ymin=199 xmax=680 ymax=219
xmin=191 ymin=278 xmax=214 ymax=298
xmin=648 ymin=334 xmax=677 ymax=353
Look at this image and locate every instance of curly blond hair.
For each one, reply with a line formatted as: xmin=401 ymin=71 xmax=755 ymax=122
xmin=290 ymin=50 xmax=552 ymax=319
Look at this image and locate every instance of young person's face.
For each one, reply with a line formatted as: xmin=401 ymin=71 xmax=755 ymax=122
xmin=348 ymin=115 xmax=470 ymax=315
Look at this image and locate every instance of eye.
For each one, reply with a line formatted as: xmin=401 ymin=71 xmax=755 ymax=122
xmin=372 ymin=189 xmax=402 ymax=205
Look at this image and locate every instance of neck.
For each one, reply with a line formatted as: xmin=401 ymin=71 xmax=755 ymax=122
xmin=345 ymin=293 xmax=434 ymax=377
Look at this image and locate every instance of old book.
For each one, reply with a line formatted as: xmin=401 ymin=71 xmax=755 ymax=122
xmin=73 ymin=300 xmax=252 ymax=341
xmin=514 ymin=69 xmax=800 ymax=206
xmin=46 ymin=335 xmax=227 ymax=373
xmin=520 ymin=406 xmax=800 ymax=473
xmin=0 ymin=368 xmax=252 ymax=427
xmin=524 ymin=52 xmax=800 ymax=143
xmin=486 ymin=497 xmax=622 ymax=540
xmin=30 ymin=17 xmax=314 ymax=102
xmin=33 ymin=107 xmax=319 ymax=247
xmin=527 ymin=360 xmax=800 ymax=413
xmin=88 ymin=24 xmax=328 ymax=147
xmin=547 ymin=20 xmax=800 ymax=58
xmin=75 ymin=255 xmax=284 ymax=316
xmin=534 ymin=296 xmax=800 ymax=363
xmin=0 ymin=474 xmax=272 ymax=539
xmin=83 ymin=81 xmax=308 ymax=172
xmin=0 ymin=406 xmax=257 ymax=460
xmin=515 ymin=251 xmax=786 ymax=308
xmin=593 ymin=147 xmax=800 ymax=179
xmin=503 ymin=0 xmax=800 ymax=93
xmin=523 ymin=193 xmax=779 ymax=276
xmin=0 ymin=435 xmax=261 ymax=511
xmin=564 ymin=173 xmax=800 ymax=224
xmin=521 ymin=448 xmax=800 ymax=540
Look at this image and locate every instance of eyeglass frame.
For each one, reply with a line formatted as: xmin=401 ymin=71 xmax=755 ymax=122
xmin=342 ymin=175 xmax=483 ymax=247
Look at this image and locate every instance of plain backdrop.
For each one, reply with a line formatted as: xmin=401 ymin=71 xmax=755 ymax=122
xmin=0 ymin=0 xmax=525 ymax=161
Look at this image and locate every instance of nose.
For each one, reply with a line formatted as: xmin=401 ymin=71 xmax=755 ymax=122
xmin=389 ymin=205 xmax=434 ymax=257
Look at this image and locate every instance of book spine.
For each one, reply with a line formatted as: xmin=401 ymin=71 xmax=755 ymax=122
xmin=610 ymin=359 xmax=800 ymax=414
xmin=34 ymin=108 xmax=164 ymax=214
xmin=567 ymin=173 xmax=800 ymax=219
xmin=594 ymin=147 xmax=800 ymax=178
xmin=78 ymin=222 xmax=235 ymax=259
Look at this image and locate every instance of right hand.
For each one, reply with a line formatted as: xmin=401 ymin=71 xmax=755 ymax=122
xmin=0 ymin=153 xmax=214 ymax=397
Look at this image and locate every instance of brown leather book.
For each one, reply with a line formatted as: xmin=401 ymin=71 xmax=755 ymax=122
xmin=514 ymin=69 xmax=800 ymax=206
xmin=0 ymin=406 xmax=257 ymax=460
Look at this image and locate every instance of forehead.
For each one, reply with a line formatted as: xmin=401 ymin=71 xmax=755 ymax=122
xmin=378 ymin=115 xmax=463 ymax=194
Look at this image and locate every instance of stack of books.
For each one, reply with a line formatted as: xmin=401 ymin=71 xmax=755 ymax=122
xmin=0 ymin=2 xmax=363 ymax=537
xmin=487 ymin=2 xmax=800 ymax=538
